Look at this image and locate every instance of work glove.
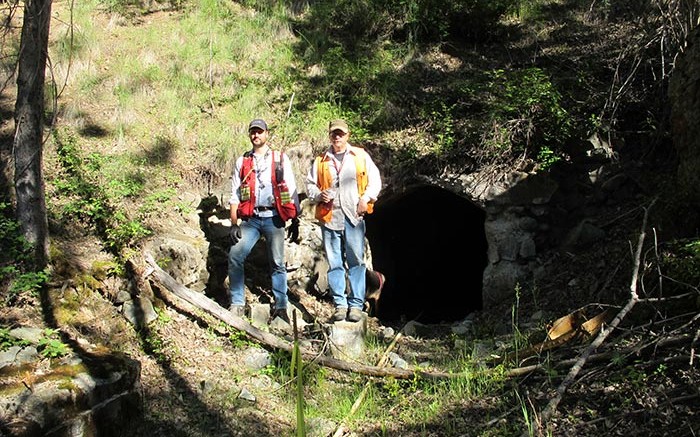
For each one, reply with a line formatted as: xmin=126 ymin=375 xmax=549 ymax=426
xmin=286 ymin=218 xmax=300 ymax=243
xmin=229 ymin=224 xmax=242 ymax=245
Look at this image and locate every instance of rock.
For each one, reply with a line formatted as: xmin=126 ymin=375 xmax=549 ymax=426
xmin=238 ymin=387 xmax=256 ymax=402
xmin=387 ymin=352 xmax=408 ymax=369
xmin=121 ymin=296 xmax=158 ymax=326
xmin=0 ymin=353 xmax=142 ymax=437
xmin=243 ymin=347 xmax=271 ymax=371
xmin=250 ymin=303 xmax=271 ymax=329
xmin=9 ymin=327 xmax=44 ymax=344
xmin=670 ymin=25 xmax=700 ymax=205
xmin=328 ymin=318 xmax=367 ymax=360
xmin=147 ymin=235 xmax=210 ymax=292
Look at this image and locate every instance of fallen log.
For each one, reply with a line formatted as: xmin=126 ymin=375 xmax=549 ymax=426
xmin=143 ymin=252 xmax=447 ymax=380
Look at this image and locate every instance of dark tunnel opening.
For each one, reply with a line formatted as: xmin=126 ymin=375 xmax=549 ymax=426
xmin=365 ymin=185 xmax=488 ymax=324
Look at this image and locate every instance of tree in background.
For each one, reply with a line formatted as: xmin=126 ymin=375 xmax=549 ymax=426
xmin=13 ymin=0 xmax=52 ymax=269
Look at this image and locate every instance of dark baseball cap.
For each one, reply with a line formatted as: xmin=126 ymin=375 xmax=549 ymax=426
xmin=248 ymin=119 xmax=268 ymax=131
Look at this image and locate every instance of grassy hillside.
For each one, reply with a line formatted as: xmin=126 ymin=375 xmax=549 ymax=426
xmin=24 ymin=0 xmax=688 ymax=260
xmin=1 ymin=0 xmax=699 ymax=436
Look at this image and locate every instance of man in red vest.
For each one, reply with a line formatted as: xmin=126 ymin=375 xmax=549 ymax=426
xmin=228 ymin=119 xmax=300 ymax=323
xmin=306 ymin=119 xmax=382 ymax=323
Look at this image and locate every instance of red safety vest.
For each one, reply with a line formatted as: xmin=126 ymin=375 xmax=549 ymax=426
xmin=237 ymin=150 xmax=298 ymax=222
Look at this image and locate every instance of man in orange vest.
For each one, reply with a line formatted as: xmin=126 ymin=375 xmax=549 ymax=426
xmin=306 ymin=119 xmax=382 ymax=323
xmin=228 ymin=119 xmax=300 ymax=323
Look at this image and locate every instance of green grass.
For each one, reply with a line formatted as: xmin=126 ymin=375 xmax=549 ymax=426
xmin=277 ymin=332 xmax=511 ymax=434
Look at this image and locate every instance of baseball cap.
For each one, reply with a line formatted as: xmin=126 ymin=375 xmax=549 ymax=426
xmin=328 ymin=119 xmax=349 ymax=133
xmin=248 ymin=119 xmax=268 ymax=131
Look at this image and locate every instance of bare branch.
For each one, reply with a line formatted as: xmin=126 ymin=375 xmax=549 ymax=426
xmin=539 ymin=198 xmax=656 ymax=427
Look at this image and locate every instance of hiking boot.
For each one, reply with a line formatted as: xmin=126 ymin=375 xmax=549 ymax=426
xmin=228 ymin=304 xmax=245 ymax=318
xmin=332 ymin=307 xmax=348 ymax=322
xmin=270 ymin=307 xmax=290 ymax=324
xmin=347 ymin=307 xmax=364 ymax=322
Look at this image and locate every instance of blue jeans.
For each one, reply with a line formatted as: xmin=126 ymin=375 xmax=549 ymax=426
xmin=322 ymin=217 xmax=366 ymax=309
xmin=228 ymin=215 xmax=288 ymax=310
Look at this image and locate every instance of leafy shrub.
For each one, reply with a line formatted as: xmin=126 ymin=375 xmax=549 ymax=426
xmin=0 ymin=328 xmax=31 ymax=351
xmin=0 ymin=327 xmax=69 ymax=358
xmin=8 ymin=270 xmax=50 ymax=297
xmin=416 ymin=0 xmax=517 ymax=42
xmin=476 ymin=67 xmax=572 ymax=169
xmin=291 ymin=0 xmax=518 ymax=124
xmin=295 ymin=0 xmax=516 ymax=50
xmin=0 ymin=202 xmax=30 ymax=265
xmin=0 ymin=202 xmax=50 ymax=305
xmin=50 ymin=129 xmax=152 ymax=256
xmin=38 ymin=329 xmax=70 ymax=358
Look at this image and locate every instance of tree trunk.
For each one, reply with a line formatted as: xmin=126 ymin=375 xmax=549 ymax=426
xmin=13 ymin=0 xmax=52 ymax=269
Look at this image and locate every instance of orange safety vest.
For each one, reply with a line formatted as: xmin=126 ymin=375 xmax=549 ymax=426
xmin=237 ymin=150 xmax=298 ymax=221
xmin=314 ymin=146 xmax=374 ymax=223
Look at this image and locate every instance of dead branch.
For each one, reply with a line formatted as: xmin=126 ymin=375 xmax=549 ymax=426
xmin=143 ymin=252 xmax=448 ymax=380
xmin=506 ymin=330 xmax=697 ymax=382
xmin=539 ymin=198 xmax=656 ymax=427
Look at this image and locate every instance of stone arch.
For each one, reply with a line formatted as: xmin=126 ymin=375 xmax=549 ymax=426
xmin=365 ymin=184 xmax=487 ymax=323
